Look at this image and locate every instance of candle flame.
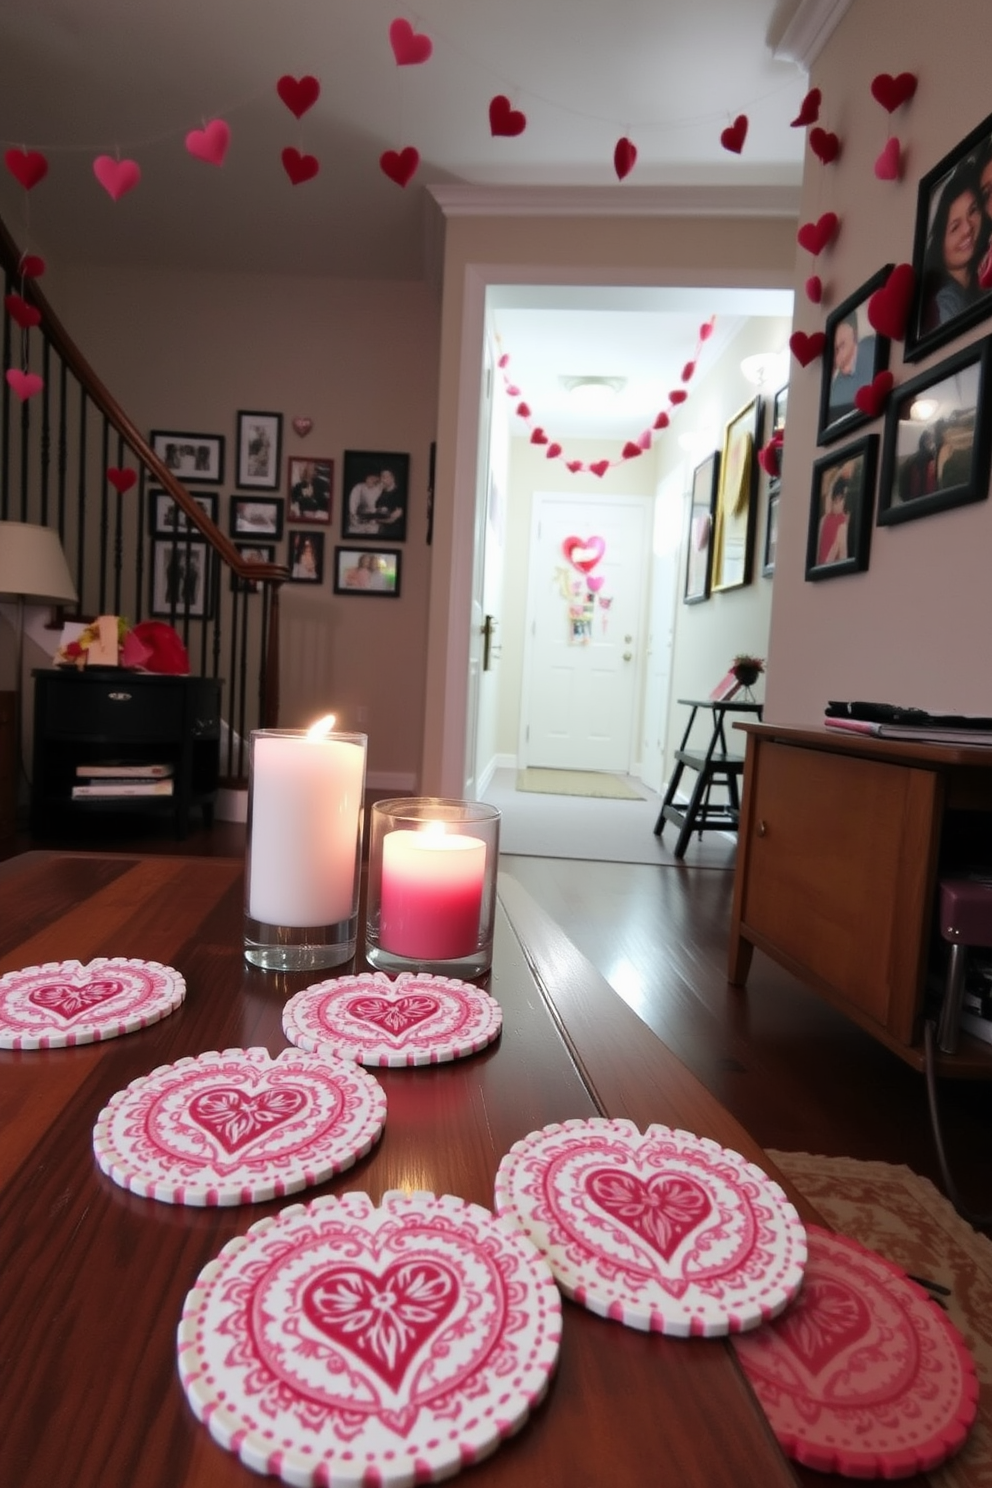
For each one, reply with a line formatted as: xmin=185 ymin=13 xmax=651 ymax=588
xmin=421 ymin=820 xmax=448 ymax=840
xmin=307 ymin=714 xmax=336 ymax=739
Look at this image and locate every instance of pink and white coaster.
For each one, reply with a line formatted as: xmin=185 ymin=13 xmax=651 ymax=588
xmin=93 ymin=1046 xmax=387 ymax=1206
xmin=0 ymin=956 xmax=185 ymax=1049
xmin=177 ymin=1189 xmax=561 ymax=1486
xmin=282 ymin=971 xmax=502 ymax=1067
xmin=732 ymin=1226 xmax=978 ymax=1478
xmin=494 ymin=1117 xmax=807 ymax=1337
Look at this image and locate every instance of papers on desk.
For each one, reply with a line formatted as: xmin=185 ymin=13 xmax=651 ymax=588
xmin=824 ymin=716 xmax=992 ymax=745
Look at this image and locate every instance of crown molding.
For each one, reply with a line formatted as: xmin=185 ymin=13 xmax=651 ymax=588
xmin=427 ymin=183 xmax=801 ymax=221
xmin=771 ymin=0 xmax=854 ymax=68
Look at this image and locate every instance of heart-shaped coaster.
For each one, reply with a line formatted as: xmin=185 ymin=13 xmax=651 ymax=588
xmin=871 ymin=72 xmax=918 ymax=112
xmin=809 ymin=128 xmax=840 ymax=165
xmin=0 ymin=957 xmax=185 ymax=1049
xmin=282 ymin=147 xmax=319 ymax=185
xmin=177 ymin=1190 xmax=560 ymax=1486
xmin=489 ymin=94 xmax=526 ymax=137
xmin=720 ymin=114 xmax=749 ymax=154
xmin=4 ymin=293 xmax=41 ymax=329
xmin=797 ymin=212 xmax=839 ymax=256
xmin=277 ymin=73 xmax=320 ymax=118
xmin=789 ymin=329 xmax=826 ymax=367
xmin=791 ymin=87 xmax=821 ymax=127
xmin=495 ymin=1118 xmax=806 ymax=1336
xmin=291 ymin=416 xmax=313 ymax=437
xmin=5 ymin=368 xmax=44 ymax=402
xmin=613 ymin=135 xmax=637 ymax=181
xmin=854 ymin=370 xmax=895 ymax=419
xmin=4 ymin=147 xmax=48 ymax=190
xmin=732 ymin=1226 xmax=978 ymax=1477
xmin=93 ymin=155 xmax=141 ymax=201
xmin=93 ymin=1045 xmax=386 ymax=1205
xmin=563 ymin=534 xmax=605 ymax=571
xmin=875 ymin=136 xmax=902 ymax=181
xmin=282 ymin=971 xmax=502 ymax=1067
xmin=867 ymin=262 xmax=915 ymax=340
xmin=379 ymin=146 xmax=419 ymax=187
xmin=388 ymin=17 xmax=433 ymax=65
xmin=185 ymin=119 xmax=230 ymax=167
xmin=106 ymin=466 xmax=137 ymax=494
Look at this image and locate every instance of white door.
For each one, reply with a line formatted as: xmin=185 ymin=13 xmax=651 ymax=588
xmin=520 ymin=493 xmax=649 ymax=771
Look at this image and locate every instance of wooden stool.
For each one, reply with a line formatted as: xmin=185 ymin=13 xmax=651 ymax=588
xmin=935 ymin=877 xmax=992 ymax=1053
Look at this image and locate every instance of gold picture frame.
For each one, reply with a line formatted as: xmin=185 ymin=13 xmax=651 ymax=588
xmin=711 ymin=395 xmax=763 ymax=593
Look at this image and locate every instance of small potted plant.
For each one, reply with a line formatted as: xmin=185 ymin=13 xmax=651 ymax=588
xmin=732 ymin=653 xmax=765 ymax=698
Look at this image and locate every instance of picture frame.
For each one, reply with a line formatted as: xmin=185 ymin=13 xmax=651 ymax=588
xmin=805 ymin=435 xmax=878 ymax=582
xmin=149 ymin=488 xmax=218 ymax=536
xmin=229 ymin=496 xmax=284 ymax=541
xmin=150 ymin=537 xmax=214 ymax=618
xmin=683 ymin=450 xmax=720 ymax=604
xmin=287 ymin=457 xmax=333 ymax=524
xmin=711 ymin=396 xmax=763 ymax=593
xmin=231 ymin=541 xmax=275 ymax=593
xmin=762 ymin=490 xmax=780 ymax=577
xmin=287 ymin=530 xmax=326 ymax=585
xmin=236 ymin=411 xmax=283 ymax=490
xmin=149 ymin=430 xmax=224 ymax=486
xmin=341 ymin=450 xmax=410 ymax=541
xmin=772 ymin=385 xmax=788 ymax=436
xmin=817 ymin=267 xmax=892 ymax=446
xmin=333 ymin=546 xmax=402 ymax=597
xmin=877 ymin=337 xmax=992 ymax=527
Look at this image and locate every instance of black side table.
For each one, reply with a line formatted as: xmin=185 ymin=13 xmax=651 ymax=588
xmin=654 ymin=697 xmax=763 ymax=858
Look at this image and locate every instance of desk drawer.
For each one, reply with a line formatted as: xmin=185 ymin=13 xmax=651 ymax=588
xmin=40 ymin=678 xmax=184 ymax=741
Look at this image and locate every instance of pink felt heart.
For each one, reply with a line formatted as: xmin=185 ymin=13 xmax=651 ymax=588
xmin=304 ymin=1260 xmax=456 ymax=1391
xmin=505 ymin=384 xmax=520 ymax=396
xmin=720 ymin=114 xmax=748 ymax=154
xmin=566 ymin=460 xmax=585 ymax=473
xmin=797 ymin=212 xmax=839 ymax=256
xmin=530 ymin=428 xmax=548 ymax=446
xmin=621 ymin=441 xmax=642 ymax=460
xmin=185 ymin=120 xmax=230 ymax=167
xmin=613 ymin=136 xmax=637 ymax=181
xmin=5 ymin=368 xmax=43 ymax=401
xmin=805 ymin=274 xmax=823 ymax=304
xmin=546 ymin=442 xmax=562 ymax=459
xmin=653 ymin=411 xmax=670 ymax=430
xmin=489 ymin=94 xmax=526 ymax=138
xmin=389 ymin=17 xmax=433 ymax=65
xmin=681 ymin=360 xmax=696 ymax=382
xmin=497 ymin=353 xmax=510 ymax=368
xmin=789 ymin=330 xmax=826 ymax=368
xmin=515 ymin=401 xmax=531 ymax=419
xmin=4 ymin=293 xmax=41 ymax=329
xmin=277 ymin=74 xmax=320 ymax=119
xmin=867 ymin=262 xmax=915 ymax=340
xmin=586 ymin=1168 xmax=713 ymax=1261
xmin=669 ymin=389 xmax=687 ymax=405
xmin=871 ymin=72 xmax=917 ymax=112
xmin=589 ymin=460 xmax=610 ymax=479
xmin=874 ymin=136 xmax=902 ymax=181
xmin=809 ymin=127 xmax=840 ymax=165
xmin=637 ymin=429 xmax=652 ymax=451
xmin=699 ymin=318 xmax=714 ymax=341
xmin=292 ymin=416 xmax=313 ymax=438
xmin=379 ymin=146 xmax=419 ymax=188
xmin=853 ymin=370 xmax=894 ymax=419
xmin=19 ymin=254 xmax=45 ymax=279
xmin=791 ymin=88 xmax=821 ymax=127
xmin=282 ymin=147 xmax=319 ymax=185
xmin=93 ymin=155 xmax=141 ymax=201
xmin=188 ymin=1084 xmax=308 ymax=1154
xmin=4 ymin=148 xmax=48 ymax=190
xmin=106 ymin=467 xmax=137 ymax=495
xmin=564 ymin=535 xmax=606 ymax=572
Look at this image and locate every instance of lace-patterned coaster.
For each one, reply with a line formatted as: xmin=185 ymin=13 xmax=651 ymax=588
xmin=732 ymin=1225 xmax=979 ymax=1477
xmin=177 ymin=1189 xmax=561 ymax=1485
xmin=494 ymin=1117 xmax=807 ymax=1337
xmin=282 ymin=971 xmax=502 ymax=1066
xmin=0 ymin=957 xmax=185 ymax=1049
xmin=93 ymin=1046 xmax=387 ymax=1206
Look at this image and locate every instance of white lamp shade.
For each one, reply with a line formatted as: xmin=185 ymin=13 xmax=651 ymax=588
xmin=0 ymin=521 xmax=77 ymax=603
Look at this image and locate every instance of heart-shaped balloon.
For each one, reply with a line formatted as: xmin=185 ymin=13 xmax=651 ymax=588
xmin=653 ymin=410 xmax=670 ymax=430
xmin=546 ymin=442 xmax=562 ymax=459
xmin=530 ymin=428 xmax=548 ymax=446
xmin=870 ymin=72 xmax=917 ymax=113
xmin=489 ymin=94 xmax=526 ymax=137
xmin=874 ymin=137 xmax=902 ymax=181
xmin=389 ymin=17 xmax=433 ymax=65
xmin=805 ymin=274 xmax=823 ymax=304
xmin=590 ymin=461 xmax=610 ymax=479
xmin=93 ymin=155 xmax=141 ymax=201
xmin=4 ymin=293 xmax=41 ymax=329
xmin=867 ymin=262 xmax=915 ymax=341
xmin=613 ymin=136 xmax=637 ymax=181
xmin=5 ymin=368 xmax=44 ymax=401
xmin=564 ymin=535 xmax=606 ymax=572
xmin=106 ymin=467 xmax=137 ymax=494
xmin=277 ymin=74 xmax=320 ymax=118
xmin=19 ymin=254 xmax=45 ymax=279
xmin=621 ymin=441 xmax=642 ymax=460
xmin=853 ymin=371 xmax=895 ymax=419
xmin=379 ymin=146 xmax=419 ymax=188
xmin=797 ymin=212 xmax=839 ymax=256
xmin=789 ymin=330 xmax=826 ymax=368
xmin=4 ymin=148 xmax=48 ymax=190
xmin=790 ymin=87 xmax=821 ymax=127
xmin=809 ymin=128 xmax=840 ymax=165
xmin=720 ymin=114 xmax=748 ymax=154
xmin=292 ymin=416 xmax=313 ymax=438
xmin=282 ymin=147 xmax=319 ymax=185
xmin=185 ymin=120 xmax=230 ymax=167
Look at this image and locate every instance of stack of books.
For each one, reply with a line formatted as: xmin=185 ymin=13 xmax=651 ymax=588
xmin=71 ymin=763 xmax=175 ymax=799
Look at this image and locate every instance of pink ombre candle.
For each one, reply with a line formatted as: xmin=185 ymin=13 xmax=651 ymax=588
xmin=379 ymin=824 xmax=486 ymax=960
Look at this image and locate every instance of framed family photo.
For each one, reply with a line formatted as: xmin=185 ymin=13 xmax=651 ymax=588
xmin=907 ymin=108 xmax=992 ymax=362
xmin=150 ymin=537 xmax=214 ymax=618
xmin=818 ymin=267 xmax=892 ymax=446
xmin=877 ymin=338 xmax=992 ymax=526
xmin=231 ymin=541 xmax=276 ymax=593
xmin=333 ymin=546 xmax=402 ymax=597
xmin=805 ymin=435 xmax=877 ymax=581
xmin=149 ymin=489 xmax=217 ymax=536
xmin=236 ymin=411 xmax=283 ymax=490
xmin=683 ymin=450 xmax=719 ymax=604
xmin=149 ymin=430 xmax=224 ymax=485
xmin=711 ymin=396 xmax=763 ymax=593
xmin=287 ymin=530 xmax=325 ymax=584
xmin=341 ymin=450 xmax=410 ymax=541
xmin=762 ymin=491 xmax=780 ymax=577
xmin=229 ymin=496 xmax=284 ymax=541
xmin=287 ymin=457 xmax=333 ymax=524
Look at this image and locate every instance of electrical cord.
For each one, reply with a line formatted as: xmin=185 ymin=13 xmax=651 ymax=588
xmin=924 ymin=1019 xmax=992 ymax=1228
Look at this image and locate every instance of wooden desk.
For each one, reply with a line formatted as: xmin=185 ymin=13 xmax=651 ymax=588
xmin=0 ymin=851 xmax=839 ymax=1488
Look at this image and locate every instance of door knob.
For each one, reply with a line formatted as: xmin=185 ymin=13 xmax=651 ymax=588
xmin=623 ymin=651 xmax=632 ymax=662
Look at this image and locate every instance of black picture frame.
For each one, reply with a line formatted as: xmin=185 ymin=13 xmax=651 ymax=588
xmin=341 ymin=450 xmax=410 ymax=541
xmin=287 ymin=530 xmax=326 ymax=585
xmin=762 ymin=490 xmax=780 ymax=577
xmin=149 ymin=430 xmax=224 ymax=486
xmin=236 ymin=411 xmax=283 ymax=490
xmin=683 ymin=450 xmax=719 ymax=604
xmin=711 ymin=396 xmax=763 ymax=592
xmin=149 ymin=537 xmax=214 ymax=618
xmin=287 ymin=456 xmax=333 ymax=524
xmin=231 ymin=541 xmax=275 ymax=593
xmin=877 ymin=337 xmax=992 ymax=527
xmin=805 ymin=435 xmax=878 ymax=581
xmin=229 ymin=496 xmax=284 ymax=541
xmin=906 ymin=109 xmax=992 ymax=363
xmin=149 ymin=488 xmax=218 ymax=536
xmin=333 ymin=546 xmax=402 ymax=597
xmin=772 ymin=385 xmax=788 ymax=435
xmin=817 ymin=267 xmax=892 ymax=446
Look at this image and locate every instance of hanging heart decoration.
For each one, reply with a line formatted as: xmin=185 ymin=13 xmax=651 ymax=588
xmin=563 ymin=536 xmax=606 ymax=572
xmin=4 ymin=148 xmax=48 ymax=190
xmin=789 ymin=330 xmax=826 ymax=368
xmin=720 ymin=114 xmax=749 ymax=154
xmin=389 ymin=18 xmax=433 ymax=65
xmin=797 ymin=212 xmax=839 ymax=256
xmin=530 ymin=428 xmax=548 ymax=445
xmin=874 ymin=137 xmax=902 ymax=181
xmin=805 ymin=274 xmax=823 ymax=304
xmin=185 ymin=120 xmax=231 ymax=167
xmin=669 ymin=389 xmax=687 ymax=405
xmin=505 ymin=384 xmax=520 ymax=396
xmin=870 ymin=72 xmax=918 ymax=112
xmin=5 ymin=368 xmax=44 ymax=401
xmin=809 ymin=128 xmax=841 ymax=165
xmin=379 ymin=147 xmax=419 ymax=187
xmin=589 ymin=460 xmax=610 ymax=479
xmin=546 ymin=442 xmax=562 ymax=459
xmin=699 ymin=317 xmax=715 ymax=341
xmin=489 ymin=95 xmax=526 ymax=137
xmin=516 ymin=401 xmax=531 ymax=419
xmin=93 ymin=156 xmax=141 ymax=201
xmin=653 ymin=411 xmax=670 ymax=430
xmin=282 ymin=147 xmax=319 ymax=185
xmin=292 ymin=417 xmax=314 ymax=438
xmin=19 ymin=254 xmax=45 ymax=279
xmin=681 ymin=360 xmax=696 ymax=382
xmin=613 ymin=137 xmax=637 ymax=181
xmin=637 ymin=429 xmax=652 ymax=451
xmin=277 ymin=75 xmax=321 ymax=118
xmin=853 ymin=370 xmax=895 ymax=419
xmin=106 ymin=467 xmax=138 ymax=494
xmin=791 ymin=88 xmax=821 ymax=127
xmin=566 ymin=460 xmax=585 ymax=473
xmin=4 ymin=293 xmax=41 ymax=329
xmin=867 ymin=262 xmax=915 ymax=340
xmin=757 ymin=431 xmax=783 ymax=478
xmin=621 ymin=442 xmax=642 ymax=460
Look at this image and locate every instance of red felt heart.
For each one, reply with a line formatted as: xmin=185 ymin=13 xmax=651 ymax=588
xmin=185 ymin=120 xmax=230 ymax=166
xmin=809 ymin=127 xmax=840 ymax=165
xmin=505 ymin=384 xmax=520 ymax=396
xmin=515 ymin=401 xmax=531 ymax=418
xmin=653 ymin=411 xmax=670 ymax=430
xmin=4 ymin=293 xmax=41 ymax=329
xmin=699 ymin=319 xmax=714 ymax=341
xmin=797 ymin=212 xmax=839 ymax=256
xmin=757 ymin=443 xmax=778 ymax=477
xmin=669 ymin=389 xmax=687 ymax=405
xmin=379 ymin=146 xmax=419 ymax=188
xmin=4 ymin=148 xmax=48 ymax=190
xmin=791 ymin=87 xmax=821 ymax=127
xmin=93 ymin=155 xmax=141 ymax=201
xmin=530 ymin=428 xmax=548 ymax=445
xmin=874 ymin=136 xmax=901 ymax=181
xmin=720 ymin=114 xmax=748 ymax=154
xmin=546 ymin=442 xmax=562 ymax=459
xmin=586 ymin=1168 xmax=712 ymax=1261
xmin=870 ymin=72 xmax=917 ymax=112
xmin=303 ymin=1260 xmax=456 ymax=1391
xmin=589 ymin=460 xmax=610 ymax=478
xmin=19 ymin=254 xmax=45 ymax=279
xmin=613 ymin=136 xmax=637 ymax=181
xmin=282 ymin=147 xmax=319 ymax=185
xmin=681 ymin=360 xmax=696 ymax=382
xmin=564 ymin=535 xmax=606 ymax=571
xmin=188 ymin=1085 xmax=308 ymax=1153
xmin=277 ymin=74 xmax=320 ymax=119
xmin=389 ymin=17 xmax=433 ymax=65
xmin=489 ymin=94 xmax=526 ymax=138
xmin=621 ymin=442 xmax=642 ymax=460
xmin=805 ymin=274 xmax=823 ymax=304
xmin=5 ymin=368 xmax=43 ymax=401
xmin=292 ymin=416 xmax=313 ymax=438
xmin=106 ymin=467 xmax=137 ymax=494
xmin=566 ymin=460 xmax=585 ymax=473
xmin=867 ymin=262 xmax=915 ymax=340
xmin=789 ymin=330 xmax=826 ymax=368
xmin=853 ymin=370 xmax=895 ymax=419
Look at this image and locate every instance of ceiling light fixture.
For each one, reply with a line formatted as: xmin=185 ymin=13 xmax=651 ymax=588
xmin=560 ymin=375 xmax=627 ymax=410
xmin=740 ymin=352 xmax=789 ymax=389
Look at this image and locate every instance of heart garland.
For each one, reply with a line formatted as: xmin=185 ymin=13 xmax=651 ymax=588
xmin=4 ymin=293 xmax=41 ymax=329
xmin=720 ymin=115 xmax=749 ymax=155
xmin=380 ymin=146 xmax=420 ymax=188
xmin=874 ymin=136 xmax=902 ymax=181
xmin=809 ymin=128 xmax=841 ymax=166
xmin=106 ymin=467 xmax=137 ymax=494
xmin=613 ymin=137 xmax=637 ymax=182
xmin=489 ymin=95 xmax=526 ymax=138
xmin=93 ymin=155 xmax=141 ymax=201
xmin=867 ymin=262 xmax=915 ymax=341
xmin=389 ymin=18 xmax=433 ymax=65
xmin=853 ymin=371 xmax=894 ymax=419
xmin=4 ymin=148 xmax=48 ymax=190
xmin=791 ymin=88 xmax=821 ymax=127
xmin=5 ymin=368 xmax=44 ymax=401
xmin=789 ymin=330 xmax=826 ymax=369
xmin=277 ymin=74 xmax=320 ymax=118
xmin=282 ymin=147 xmax=319 ymax=185
xmin=185 ymin=120 xmax=230 ymax=167
xmin=870 ymin=72 xmax=918 ymax=113
xmin=797 ymin=212 xmax=840 ymax=257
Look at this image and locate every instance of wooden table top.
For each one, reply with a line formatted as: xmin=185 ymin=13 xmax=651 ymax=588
xmin=0 ymin=851 xmax=836 ymax=1488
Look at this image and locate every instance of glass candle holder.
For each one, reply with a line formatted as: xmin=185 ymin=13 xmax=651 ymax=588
xmin=365 ymin=798 xmax=501 ymax=978
xmin=244 ymin=726 xmax=367 ymax=972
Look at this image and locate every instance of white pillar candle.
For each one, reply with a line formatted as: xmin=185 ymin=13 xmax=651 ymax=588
xmin=379 ymin=824 xmax=486 ymax=959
